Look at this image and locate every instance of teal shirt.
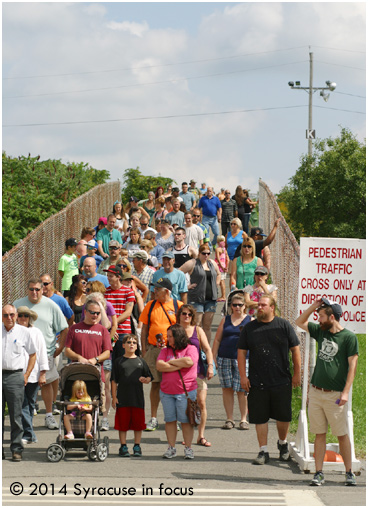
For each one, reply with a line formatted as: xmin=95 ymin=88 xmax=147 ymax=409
xmin=308 ymin=322 xmax=359 ymax=392
xmin=96 ymin=227 xmax=123 ymax=255
xmin=235 ymin=256 xmax=259 ymax=289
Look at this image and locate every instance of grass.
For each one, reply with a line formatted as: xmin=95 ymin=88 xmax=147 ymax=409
xmin=290 ymin=334 xmax=366 ymax=458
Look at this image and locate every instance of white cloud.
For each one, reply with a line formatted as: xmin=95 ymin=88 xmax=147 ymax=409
xmin=106 ymin=20 xmax=149 ymax=37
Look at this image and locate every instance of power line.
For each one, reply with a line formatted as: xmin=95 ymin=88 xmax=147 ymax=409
xmin=314 ymin=105 xmax=365 ymax=115
xmin=3 ymin=45 xmax=309 ymax=81
xmin=314 ymin=60 xmax=365 ymax=71
xmin=335 ymin=91 xmax=365 ymax=99
xmin=3 ymin=103 xmax=364 ymax=128
xmin=3 ymin=60 xmax=308 ymax=99
xmin=312 ymin=45 xmax=365 ymax=54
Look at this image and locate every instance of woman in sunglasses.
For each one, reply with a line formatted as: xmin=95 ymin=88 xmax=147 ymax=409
xmin=230 ymin=238 xmax=263 ymax=291
xmin=177 ymin=304 xmax=214 ymax=447
xmin=212 ymin=293 xmax=251 ymax=430
xmin=180 ymin=244 xmax=221 ymax=343
xmin=65 ymin=274 xmax=88 ymax=323
xmin=244 ymin=266 xmax=278 ymax=316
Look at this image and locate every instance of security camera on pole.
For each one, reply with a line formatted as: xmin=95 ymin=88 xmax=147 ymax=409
xmin=288 ymin=51 xmax=336 ymax=157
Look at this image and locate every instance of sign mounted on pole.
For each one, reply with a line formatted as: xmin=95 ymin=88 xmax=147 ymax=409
xmin=298 ymin=237 xmax=366 ymax=334
xmin=306 ymin=129 xmax=316 ymax=139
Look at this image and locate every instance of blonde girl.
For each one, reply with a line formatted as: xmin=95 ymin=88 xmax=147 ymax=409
xmin=215 ymin=235 xmax=229 ymax=302
xmin=64 ymin=380 xmax=93 ymax=440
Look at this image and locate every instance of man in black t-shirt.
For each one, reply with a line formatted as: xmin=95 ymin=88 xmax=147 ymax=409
xmin=237 ymin=295 xmax=301 ymax=465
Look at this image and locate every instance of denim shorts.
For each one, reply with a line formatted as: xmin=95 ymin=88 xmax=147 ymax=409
xmin=160 ymin=389 xmax=197 ymax=423
xmin=103 ymin=359 xmax=112 ymax=372
xmin=189 ymin=300 xmax=217 ymax=314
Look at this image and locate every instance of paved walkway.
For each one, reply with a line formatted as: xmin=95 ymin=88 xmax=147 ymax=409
xmin=2 ymin=296 xmax=366 ymax=506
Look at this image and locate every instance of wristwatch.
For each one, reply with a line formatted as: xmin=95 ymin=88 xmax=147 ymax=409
xmin=95 ymin=357 xmax=99 ymax=364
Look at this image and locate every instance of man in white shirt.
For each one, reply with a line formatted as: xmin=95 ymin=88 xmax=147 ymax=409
xmin=184 ymin=211 xmax=204 ymax=249
xmin=2 ymin=305 xmax=36 ymax=461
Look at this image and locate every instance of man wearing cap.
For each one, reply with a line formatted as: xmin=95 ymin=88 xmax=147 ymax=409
xmin=250 ymin=219 xmax=281 ymax=270
xmin=179 ymin=182 xmax=196 ymax=212
xmin=13 ymin=278 xmax=68 ymax=431
xmin=171 ymin=187 xmax=183 ymax=203
xmin=94 ymin=217 xmax=107 ymax=236
xmin=244 ymin=266 xmax=278 ymax=317
xmin=139 ymin=278 xmax=184 ymax=431
xmin=295 ymin=298 xmax=359 ymax=487
xmin=238 ymin=295 xmax=301 ymax=466
xmin=165 ymin=199 xmax=185 ymax=228
xmin=104 ymin=266 xmax=136 ymax=339
xmin=150 ymin=251 xmax=188 ymax=303
xmin=2 ymin=304 xmax=37 ymax=461
xmin=83 ymin=257 xmax=109 ymax=287
xmin=80 ymin=241 xmax=104 ymax=271
xmin=96 ymin=214 xmax=123 ymax=260
xmin=98 ymin=240 xmax=122 ymax=274
xmin=221 ymin=190 xmax=238 ymax=235
xmin=189 ymin=179 xmax=201 ymax=201
xmin=132 ymin=251 xmax=154 ymax=303
xmin=58 ymin=238 xmax=79 ymax=296
xmin=198 ymin=187 xmax=222 ymax=248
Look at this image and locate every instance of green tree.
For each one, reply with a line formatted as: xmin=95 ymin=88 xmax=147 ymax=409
xmin=2 ymin=153 xmax=110 ymax=254
xmin=121 ymin=167 xmax=174 ymax=203
xmin=277 ymin=128 xmax=366 ymax=240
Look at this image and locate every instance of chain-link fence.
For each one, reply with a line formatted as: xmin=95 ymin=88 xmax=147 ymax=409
xmin=258 ymin=179 xmax=306 ymax=367
xmin=2 ymin=182 xmax=121 ymax=305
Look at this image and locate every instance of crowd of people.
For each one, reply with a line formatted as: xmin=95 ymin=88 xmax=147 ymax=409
xmin=2 ymin=180 xmax=359 ymax=486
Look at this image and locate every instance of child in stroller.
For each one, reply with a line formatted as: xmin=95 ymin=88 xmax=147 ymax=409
xmin=64 ymin=380 xmax=93 ymax=440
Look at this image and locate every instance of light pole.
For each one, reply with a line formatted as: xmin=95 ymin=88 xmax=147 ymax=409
xmin=288 ymin=52 xmax=336 ymax=157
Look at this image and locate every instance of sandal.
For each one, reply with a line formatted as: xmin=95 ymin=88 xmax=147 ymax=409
xmin=221 ymin=420 xmax=235 ymax=430
xmin=197 ymin=437 xmax=211 ymax=447
xmin=85 ymin=431 xmax=93 ymax=439
xmin=239 ymin=421 xmax=249 ymax=430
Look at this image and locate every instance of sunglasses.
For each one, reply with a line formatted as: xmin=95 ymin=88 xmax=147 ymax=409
xmin=232 ymin=303 xmax=244 ymax=308
xmin=80 ymin=280 xmax=87 ymax=285
xmin=3 ymin=313 xmax=15 ymax=318
xmin=243 ymin=245 xmax=252 ymax=249
xmin=255 ymin=272 xmax=266 ymax=276
xmin=18 ymin=313 xmax=30 ymax=318
xmin=29 ymin=287 xmax=41 ymax=292
xmin=109 ymin=246 xmax=120 ymax=250
xmin=201 ymin=252 xmax=210 ymax=255
xmin=125 ymin=340 xmax=137 ymax=345
xmin=87 ymin=310 xmax=101 ymax=316
xmin=181 ymin=312 xmax=193 ymax=317
xmin=42 ymin=281 xmax=51 ymax=286
xmin=86 ymin=288 xmax=91 ymax=293
xmin=192 ymin=214 xmax=200 ymax=217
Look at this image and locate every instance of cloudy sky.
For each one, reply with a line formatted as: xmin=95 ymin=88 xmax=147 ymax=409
xmin=2 ymin=2 xmax=366 ymax=195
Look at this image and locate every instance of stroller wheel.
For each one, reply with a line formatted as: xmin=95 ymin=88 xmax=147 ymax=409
xmin=96 ymin=443 xmax=108 ymax=462
xmin=46 ymin=444 xmax=64 ymax=462
xmin=87 ymin=444 xmax=97 ymax=461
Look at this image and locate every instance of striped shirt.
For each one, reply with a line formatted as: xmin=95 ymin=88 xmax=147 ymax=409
xmin=104 ymin=286 xmax=136 ymax=334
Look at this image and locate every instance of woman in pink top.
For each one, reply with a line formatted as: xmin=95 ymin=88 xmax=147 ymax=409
xmin=156 ymin=324 xmax=199 ymax=460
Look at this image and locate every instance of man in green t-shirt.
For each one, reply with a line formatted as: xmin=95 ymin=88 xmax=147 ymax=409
xmin=296 ymin=297 xmax=359 ymax=487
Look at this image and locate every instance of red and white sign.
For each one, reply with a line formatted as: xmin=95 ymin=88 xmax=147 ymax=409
xmin=298 ymin=238 xmax=366 ymax=334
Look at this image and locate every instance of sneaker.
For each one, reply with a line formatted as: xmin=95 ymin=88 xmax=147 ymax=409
xmin=278 ymin=441 xmax=291 ymax=461
xmin=33 ymin=408 xmax=38 ymax=416
xmin=177 ymin=422 xmax=181 ymax=431
xmin=21 ymin=438 xmax=37 ymax=445
xmin=184 ymin=446 xmax=194 ymax=460
xmin=52 ymin=403 xmax=61 ymax=415
xmin=12 ymin=452 xmax=22 ymax=462
xmin=310 ymin=471 xmax=325 ymax=486
xmin=45 ymin=415 xmax=58 ymax=430
xmin=100 ymin=418 xmax=109 ymax=431
xmin=252 ymin=451 xmax=270 ymax=465
xmin=145 ymin=417 xmax=158 ymax=431
xmin=162 ymin=446 xmax=177 ymax=459
xmin=119 ymin=444 xmax=130 ymax=457
xmin=64 ymin=431 xmax=74 ymax=440
xmin=132 ymin=444 xmax=142 ymax=457
xmin=345 ymin=471 xmax=357 ymax=486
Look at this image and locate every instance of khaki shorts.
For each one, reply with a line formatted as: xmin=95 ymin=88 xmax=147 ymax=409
xmin=45 ymin=356 xmax=59 ymax=384
xmin=144 ymin=344 xmax=162 ymax=383
xmin=308 ymin=385 xmax=348 ymax=436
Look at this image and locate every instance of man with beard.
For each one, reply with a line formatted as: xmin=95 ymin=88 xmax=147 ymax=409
xmin=237 ymin=295 xmax=301 ymax=465
xmin=295 ymin=298 xmax=358 ymax=487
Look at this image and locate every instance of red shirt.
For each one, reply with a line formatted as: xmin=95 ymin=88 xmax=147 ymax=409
xmin=104 ymin=286 xmax=135 ymax=334
xmin=65 ymin=322 xmax=112 ymax=382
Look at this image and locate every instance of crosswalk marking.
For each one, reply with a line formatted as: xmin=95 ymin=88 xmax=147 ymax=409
xmin=2 ymin=487 xmax=324 ymax=506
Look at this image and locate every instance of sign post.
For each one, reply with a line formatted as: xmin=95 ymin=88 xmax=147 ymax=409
xmin=289 ymin=237 xmax=364 ymax=473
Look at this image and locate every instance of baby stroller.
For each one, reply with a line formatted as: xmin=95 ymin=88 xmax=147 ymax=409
xmin=46 ymin=363 xmax=109 ymax=462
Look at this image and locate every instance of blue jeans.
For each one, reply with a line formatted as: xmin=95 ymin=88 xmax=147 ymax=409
xmin=202 ymin=215 xmax=220 ymax=247
xmin=22 ymin=381 xmax=39 ymax=442
xmin=242 ymin=214 xmax=251 ymax=235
